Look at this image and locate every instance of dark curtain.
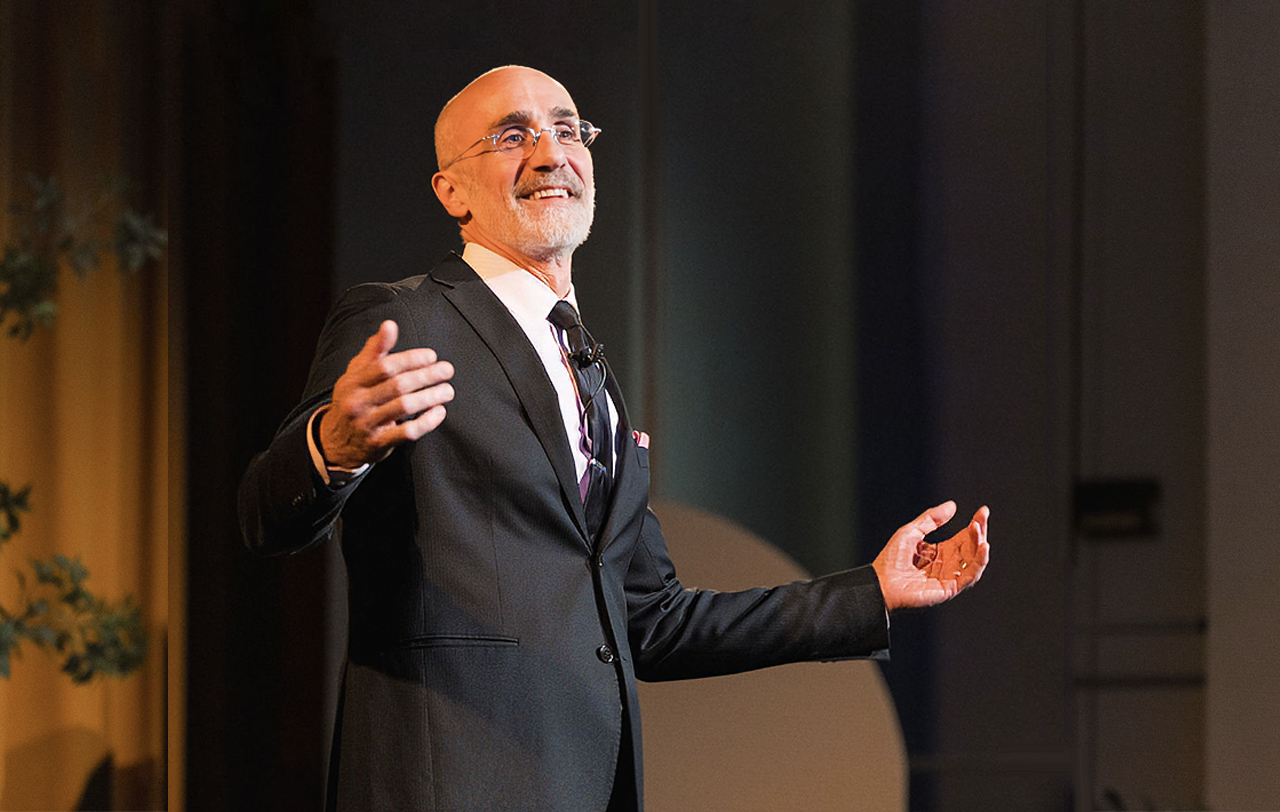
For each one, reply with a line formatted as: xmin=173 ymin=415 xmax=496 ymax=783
xmin=180 ymin=2 xmax=337 ymax=810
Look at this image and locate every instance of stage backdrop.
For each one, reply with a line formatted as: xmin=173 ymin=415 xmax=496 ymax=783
xmin=0 ymin=2 xmax=169 ymax=809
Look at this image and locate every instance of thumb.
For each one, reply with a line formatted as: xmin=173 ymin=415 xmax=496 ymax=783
xmin=913 ymin=500 xmax=958 ymax=538
xmin=362 ymin=320 xmax=398 ymax=359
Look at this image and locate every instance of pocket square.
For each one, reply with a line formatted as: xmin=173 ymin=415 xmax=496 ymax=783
xmin=632 ymin=430 xmax=650 ymax=449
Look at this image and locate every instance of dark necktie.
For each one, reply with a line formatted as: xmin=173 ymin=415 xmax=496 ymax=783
xmin=547 ymin=300 xmax=613 ymax=538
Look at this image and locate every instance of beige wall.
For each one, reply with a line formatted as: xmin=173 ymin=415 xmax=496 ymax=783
xmin=1205 ymin=3 xmax=1280 ymax=809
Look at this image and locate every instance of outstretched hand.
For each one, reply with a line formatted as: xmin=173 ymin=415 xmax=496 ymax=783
xmin=871 ymin=501 xmax=990 ymax=612
xmin=317 ymin=320 xmax=455 ymax=469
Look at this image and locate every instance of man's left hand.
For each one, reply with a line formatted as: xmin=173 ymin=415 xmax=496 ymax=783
xmin=871 ymin=501 xmax=990 ymax=612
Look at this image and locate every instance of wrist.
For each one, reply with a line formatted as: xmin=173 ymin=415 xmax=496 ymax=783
xmin=308 ymin=405 xmax=368 ymax=487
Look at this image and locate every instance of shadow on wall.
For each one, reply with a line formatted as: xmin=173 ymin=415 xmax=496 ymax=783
xmin=0 ymin=724 xmax=155 ymax=811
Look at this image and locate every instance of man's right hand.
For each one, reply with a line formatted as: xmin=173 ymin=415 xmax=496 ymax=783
xmin=317 ymin=320 xmax=455 ymax=469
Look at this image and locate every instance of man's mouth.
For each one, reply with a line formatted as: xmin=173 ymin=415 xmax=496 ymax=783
xmin=526 ymin=187 xmax=572 ymax=201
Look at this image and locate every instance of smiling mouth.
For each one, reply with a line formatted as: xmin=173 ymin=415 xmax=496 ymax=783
xmin=526 ymin=187 xmax=572 ymax=200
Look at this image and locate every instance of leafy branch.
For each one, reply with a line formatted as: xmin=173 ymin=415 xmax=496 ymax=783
xmin=0 ymin=174 xmax=162 ymax=682
xmin=0 ymin=480 xmax=31 ymax=545
xmin=0 ymin=554 xmax=147 ymax=682
xmin=0 ymin=174 xmax=166 ymax=340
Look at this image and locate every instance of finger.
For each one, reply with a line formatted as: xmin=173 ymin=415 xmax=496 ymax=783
xmin=402 ymin=403 xmax=448 ymax=438
xmin=351 ymin=348 xmax=439 ymax=390
xmin=346 ymin=347 xmax=447 ymax=395
xmin=958 ymin=543 xmax=989 ymax=589
xmin=368 ymin=379 xmax=456 ymax=427
xmin=378 ymin=403 xmax=449 ymax=445
xmin=368 ymin=359 xmax=455 ymax=405
xmin=375 ymin=348 xmax=451 ymax=380
xmin=910 ymin=500 xmax=957 ymax=539
xmin=967 ymin=506 xmax=990 ymax=558
xmin=926 ymin=514 xmax=976 ymax=581
xmin=958 ymin=528 xmax=991 ymax=588
xmin=341 ymin=394 xmax=449 ymax=459
xmin=972 ymin=505 xmax=990 ymax=538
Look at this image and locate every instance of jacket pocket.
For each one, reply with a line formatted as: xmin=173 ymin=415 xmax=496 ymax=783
xmin=389 ymin=633 xmax=519 ymax=650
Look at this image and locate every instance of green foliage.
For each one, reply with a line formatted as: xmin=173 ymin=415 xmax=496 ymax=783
xmin=0 ymin=479 xmax=32 ymax=546
xmin=0 ymin=174 xmax=167 ymax=340
xmin=0 ymin=555 xmax=147 ymax=682
xmin=0 ymin=173 xmax=161 ymax=683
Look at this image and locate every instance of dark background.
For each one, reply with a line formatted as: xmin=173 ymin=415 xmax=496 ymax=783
xmin=179 ymin=2 xmax=1271 ymax=810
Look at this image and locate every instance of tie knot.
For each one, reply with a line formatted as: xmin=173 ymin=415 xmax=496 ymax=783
xmin=548 ymin=299 xmax=603 ymax=368
xmin=547 ymin=299 xmax=582 ymax=332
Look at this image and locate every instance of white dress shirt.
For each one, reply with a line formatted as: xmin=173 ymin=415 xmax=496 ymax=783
xmin=463 ymin=242 xmax=617 ymax=498
xmin=310 ymin=242 xmax=616 ymax=498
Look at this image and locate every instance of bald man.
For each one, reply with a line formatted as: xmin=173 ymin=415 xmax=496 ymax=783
xmin=239 ymin=66 xmax=989 ymax=812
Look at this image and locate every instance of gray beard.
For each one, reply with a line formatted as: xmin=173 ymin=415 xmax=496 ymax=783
xmin=494 ymin=190 xmax=595 ymax=262
xmin=463 ymin=168 xmax=596 ymax=262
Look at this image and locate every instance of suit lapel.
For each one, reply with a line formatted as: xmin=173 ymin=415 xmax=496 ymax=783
xmin=430 ymin=256 xmax=592 ymax=544
xmin=596 ymin=358 xmax=645 ymax=555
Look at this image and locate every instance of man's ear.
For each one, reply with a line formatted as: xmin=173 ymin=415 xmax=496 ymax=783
xmin=432 ymin=171 xmax=471 ymax=219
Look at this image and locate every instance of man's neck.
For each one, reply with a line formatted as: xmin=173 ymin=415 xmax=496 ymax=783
xmin=460 ymin=235 xmax=573 ymax=298
xmin=520 ymin=259 xmax=573 ymax=299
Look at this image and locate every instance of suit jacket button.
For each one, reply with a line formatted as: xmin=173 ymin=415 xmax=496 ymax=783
xmin=596 ymin=644 xmax=616 ymax=664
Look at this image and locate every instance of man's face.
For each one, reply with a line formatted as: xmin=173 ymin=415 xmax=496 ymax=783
xmin=435 ymin=68 xmax=595 ymax=263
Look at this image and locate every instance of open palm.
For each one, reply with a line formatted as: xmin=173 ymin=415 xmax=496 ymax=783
xmin=872 ymin=501 xmax=990 ymax=612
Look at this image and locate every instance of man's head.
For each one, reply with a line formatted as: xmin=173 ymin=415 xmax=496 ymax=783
xmin=431 ymin=66 xmax=595 ymax=268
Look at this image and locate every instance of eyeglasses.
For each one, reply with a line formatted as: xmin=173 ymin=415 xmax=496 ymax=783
xmin=443 ymin=120 xmax=601 ymax=169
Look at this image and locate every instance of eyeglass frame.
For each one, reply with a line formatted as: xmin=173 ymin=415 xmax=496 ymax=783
xmin=441 ymin=119 xmax=601 ymax=170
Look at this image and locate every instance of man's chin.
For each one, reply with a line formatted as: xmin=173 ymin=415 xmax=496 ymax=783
xmin=519 ymin=233 xmax=590 ymax=263
xmin=512 ymin=218 xmax=592 ymax=260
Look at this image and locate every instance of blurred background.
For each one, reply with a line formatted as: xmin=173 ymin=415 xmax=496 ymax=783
xmin=2 ymin=1 xmax=1277 ymax=810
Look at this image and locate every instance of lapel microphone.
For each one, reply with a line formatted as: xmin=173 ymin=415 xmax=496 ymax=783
xmin=570 ymin=341 xmax=605 ymax=369
xmin=567 ymin=319 xmax=605 ymax=369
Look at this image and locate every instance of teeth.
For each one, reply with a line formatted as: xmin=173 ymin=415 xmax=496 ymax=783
xmin=530 ymin=188 xmax=570 ymax=200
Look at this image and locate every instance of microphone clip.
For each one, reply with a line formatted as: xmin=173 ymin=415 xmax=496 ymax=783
xmin=570 ymin=342 xmax=605 ymax=369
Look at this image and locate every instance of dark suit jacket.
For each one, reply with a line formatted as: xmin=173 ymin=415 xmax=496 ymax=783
xmin=238 ymin=253 xmax=890 ymax=812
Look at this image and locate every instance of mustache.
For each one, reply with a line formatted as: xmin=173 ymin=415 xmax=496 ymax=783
xmin=515 ymin=171 xmax=586 ymax=198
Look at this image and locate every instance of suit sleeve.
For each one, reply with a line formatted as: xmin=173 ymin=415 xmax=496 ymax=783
xmin=237 ymin=283 xmax=408 ymax=556
xmin=623 ymin=507 xmax=890 ymax=682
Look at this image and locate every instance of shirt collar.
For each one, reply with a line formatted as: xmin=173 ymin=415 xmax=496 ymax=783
xmin=462 ymin=242 xmax=581 ymax=327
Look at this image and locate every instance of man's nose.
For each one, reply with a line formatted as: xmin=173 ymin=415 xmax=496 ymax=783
xmin=528 ymin=129 xmax=569 ymax=169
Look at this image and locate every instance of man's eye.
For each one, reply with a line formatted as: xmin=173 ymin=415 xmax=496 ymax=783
xmin=497 ymin=129 xmax=528 ymax=147
xmin=553 ymin=126 xmax=579 ymax=143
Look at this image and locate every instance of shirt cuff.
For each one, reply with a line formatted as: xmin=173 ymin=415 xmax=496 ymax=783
xmin=307 ymin=406 xmax=369 ymax=488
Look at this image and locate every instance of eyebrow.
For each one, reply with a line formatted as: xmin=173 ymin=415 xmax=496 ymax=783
xmin=488 ymin=106 xmax=579 ymax=131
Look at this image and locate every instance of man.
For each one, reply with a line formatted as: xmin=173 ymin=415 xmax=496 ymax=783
xmin=239 ymin=65 xmax=989 ymax=812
